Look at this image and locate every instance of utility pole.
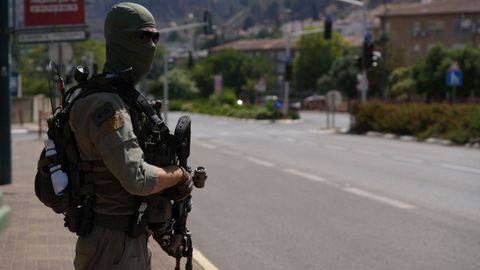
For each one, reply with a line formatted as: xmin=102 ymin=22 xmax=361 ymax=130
xmin=0 ymin=0 xmax=12 ymax=185
xmin=159 ymin=12 xmax=212 ymax=125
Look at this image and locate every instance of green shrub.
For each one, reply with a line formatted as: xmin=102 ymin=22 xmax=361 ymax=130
xmin=351 ymin=101 xmax=480 ymax=144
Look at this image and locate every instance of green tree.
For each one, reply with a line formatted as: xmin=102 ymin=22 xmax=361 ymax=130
xmin=294 ymin=31 xmax=351 ymax=94
xmin=149 ymin=68 xmax=199 ymax=100
xmin=413 ymin=44 xmax=450 ymax=101
xmin=448 ymin=45 xmax=480 ymax=98
xmin=386 ymin=66 xmax=417 ymax=101
xmin=191 ymin=49 xmax=270 ymax=98
xmin=328 ymin=55 xmax=357 ymax=99
xmin=71 ymin=39 xmax=106 ymax=73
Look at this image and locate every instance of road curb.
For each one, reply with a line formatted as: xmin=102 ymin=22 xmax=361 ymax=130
xmin=360 ymin=131 xmax=479 ymax=149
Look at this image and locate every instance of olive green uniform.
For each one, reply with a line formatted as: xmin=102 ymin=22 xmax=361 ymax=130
xmin=69 ymin=92 xmax=156 ymax=270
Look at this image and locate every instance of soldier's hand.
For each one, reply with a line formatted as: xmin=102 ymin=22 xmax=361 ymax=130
xmin=175 ymin=167 xmax=193 ymax=200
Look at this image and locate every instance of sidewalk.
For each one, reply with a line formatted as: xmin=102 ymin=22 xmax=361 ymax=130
xmin=0 ymin=138 xmax=202 ymax=270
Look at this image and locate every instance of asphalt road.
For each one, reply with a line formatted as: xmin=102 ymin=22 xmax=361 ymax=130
xmin=166 ymin=111 xmax=480 ymax=270
xmin=12 ymin=111 xmax=480 ymax=269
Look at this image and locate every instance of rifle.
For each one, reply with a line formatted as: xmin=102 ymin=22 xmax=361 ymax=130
xmin=153 ymin=115 xmax=207 ymax=270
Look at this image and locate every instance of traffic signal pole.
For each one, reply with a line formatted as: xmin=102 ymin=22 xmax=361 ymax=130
xmin=0 ymin=0 xmax=12 ymax=185
xmin=337 ymin=0 xmax=369 ymax=102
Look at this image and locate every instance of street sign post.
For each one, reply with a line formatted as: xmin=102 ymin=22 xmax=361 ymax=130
xmin=326 ymin=90 xmax=342 ymax=129
xmin=446 ymin=62 xmax=463 ymax=103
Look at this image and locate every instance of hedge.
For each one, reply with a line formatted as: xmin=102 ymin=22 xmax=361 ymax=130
xmin=350 ymin=101 xmax=480 ymax=144
xmin=169 ymin=99 xmax=299 ymax=120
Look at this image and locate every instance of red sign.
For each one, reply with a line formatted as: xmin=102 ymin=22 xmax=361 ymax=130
xmin=24 ymin=0 xmax=85 ymax=27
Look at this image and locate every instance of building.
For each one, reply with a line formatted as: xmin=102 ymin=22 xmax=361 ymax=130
xmin=210 ymin=36 xmax=362 ymax=78
xmin=210 ymin=39 xmax=298 ymax=78
xmin=376 ymin=0 xmax=480 ymax=63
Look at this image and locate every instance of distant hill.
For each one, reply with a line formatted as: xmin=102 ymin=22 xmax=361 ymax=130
xmin=85 ymin=0 xmax=420 ymax=39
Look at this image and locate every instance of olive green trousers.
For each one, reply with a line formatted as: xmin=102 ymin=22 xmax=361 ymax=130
xmin=74 ymin=226 xmax=152 ymax=270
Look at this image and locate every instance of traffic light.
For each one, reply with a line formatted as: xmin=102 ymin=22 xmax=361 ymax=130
xmin=363 ymin=41 xmax=374 ymax=68
xmin=203 ymin=10 xmax=212 ymax=35
xmin=324 ymin=16 xmax=332 ymax=40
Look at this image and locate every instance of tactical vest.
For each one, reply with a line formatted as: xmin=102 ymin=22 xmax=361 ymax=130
xmin=35 ymin=72 xmax=177 ymax=236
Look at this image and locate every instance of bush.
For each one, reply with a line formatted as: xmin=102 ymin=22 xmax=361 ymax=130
xmin=168 ymin=98 xmax=295 ymax=120
xmin=351 ymin=101 xmax=480 ymax=144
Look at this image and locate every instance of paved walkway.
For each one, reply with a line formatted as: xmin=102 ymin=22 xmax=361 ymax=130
xmin=0 ymin=137 xmax=202 ymax=270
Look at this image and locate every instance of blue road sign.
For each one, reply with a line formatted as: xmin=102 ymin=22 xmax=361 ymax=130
xmin=446 ymin=69 xmax=463 ymax=87
xmin=275 ymin=99 xmax=283 ymax=110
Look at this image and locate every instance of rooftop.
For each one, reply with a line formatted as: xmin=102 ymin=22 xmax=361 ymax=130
xmin=211 ymin=36 xmax=362 ymax=53
xmin=378 ymin=0 xmax=480 ymax=17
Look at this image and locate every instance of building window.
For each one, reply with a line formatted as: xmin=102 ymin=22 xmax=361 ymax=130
xmin=427 ymin=20 xmax=445 ymax=35
xmin=454 ymin=18 xmax=473 ymax=33
xmin=411 ymin=21 xmax=424 ymax=37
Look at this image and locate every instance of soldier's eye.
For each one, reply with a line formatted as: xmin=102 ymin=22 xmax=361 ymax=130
xmin=136 ymin=30 xmax=160 ymax=44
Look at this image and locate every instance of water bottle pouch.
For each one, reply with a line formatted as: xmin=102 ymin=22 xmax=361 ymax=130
xmin=34 ymin=149 xmax=71 ymax=213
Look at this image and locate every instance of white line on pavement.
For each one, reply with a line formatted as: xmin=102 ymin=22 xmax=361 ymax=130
xmin=193 ymin=247 xmax=220 ymax=270
xmin=323 ymin=144 xmax=347 ymax=151
xmin=391 ymin=155 xmax=424 ymax=164
xmin=283 ymin=168 xmax=327 ymax=182
xmin=300 ymin=141 xmax=316 ymax=146
xmin=193 ymin=140 xmax=217 ymax=149
xmin=218 ymin=149 xmax=240 ymax=156
xmin=441 ymin=163 xmax=480 ymax=175
xmin=279 ymin=137 xmax=295 ymax=142
xmin=246 ymin=156 xmax=275 ymax=167
xmin=343 ymin=187 xmax=416 ymax=209
xmin=356 ymin=150 xmax=381 ymax=157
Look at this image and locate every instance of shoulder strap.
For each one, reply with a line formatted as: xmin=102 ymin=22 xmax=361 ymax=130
xmin=68 ymin=74 xmax=170 ymax=137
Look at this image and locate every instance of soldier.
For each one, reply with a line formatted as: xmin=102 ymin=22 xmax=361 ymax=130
xmin=68 ymin=2 xmax=192 ymax=269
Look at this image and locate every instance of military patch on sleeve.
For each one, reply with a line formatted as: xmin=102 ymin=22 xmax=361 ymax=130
xmin=99 ymin=112 xmax=125 ymax=135
xmin=92 ymin=102 xmax=116 ymax=127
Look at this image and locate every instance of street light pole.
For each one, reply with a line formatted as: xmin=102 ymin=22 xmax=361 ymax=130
xmin=283 ymin=35 xmax=291 ymax=116
xmin=0 ymin=0 xmax=11 ymax=185
xmin=163 ymin=41 xmax=169 ymax=125
xmin=159 ymin=19 xmax=211 ymax=125
xmin=337 ymin=0 xmax=369 ymax=102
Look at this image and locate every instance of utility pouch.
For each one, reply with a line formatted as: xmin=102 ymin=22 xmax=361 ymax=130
xmin=64 ymin=196 xmax=95 ymax=236
xmin=128 ymin=202 xmax=148 ymax=238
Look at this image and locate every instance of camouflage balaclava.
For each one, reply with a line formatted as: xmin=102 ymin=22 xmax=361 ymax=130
xmin=104 ymin=2 xmax=156 ymax=84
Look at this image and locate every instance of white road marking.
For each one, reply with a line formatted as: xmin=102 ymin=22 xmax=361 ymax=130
xmin=441 ymin=163 xmax=480 ymax=175
xmin=193 ymin=248 xmax=220 ymax=270
xmin=279 ymin=137 xmax=295 ymax=142
xmin=284 ymin=169 xmax=327 ymax=182
xmin=219 ymin=149 xmax=240 ymax=156
xmin=193 ymin=140 xmax=217 ymax=149
xmin=323 ymin=144 xmax=347 ymax=151
xmin=246 ymin=156 xmax=275 ymax=167
xmin=356 ymin=150 xmax=381 ymax=157
xmin=391 ymin=155 xmax=424 ymax=164
xmin=311 ymin=129 xmax=335 ymax=135
xmin=300 ymin=141 xmax=317 ymax=146
xmin=344 ymin=188 xmax=416 ymax=209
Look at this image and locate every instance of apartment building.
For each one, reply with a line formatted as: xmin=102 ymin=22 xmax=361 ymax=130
xmin=376 ymin=0 xmax=480 ymax=63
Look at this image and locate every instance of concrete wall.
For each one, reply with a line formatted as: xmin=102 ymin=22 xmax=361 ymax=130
xmin=11 ymin=95 xmax=58 ymax=124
